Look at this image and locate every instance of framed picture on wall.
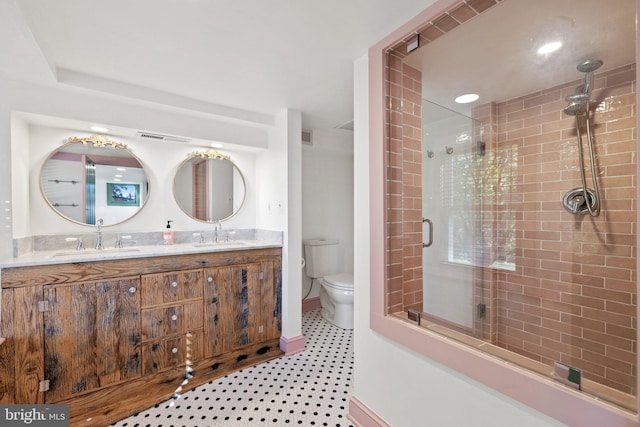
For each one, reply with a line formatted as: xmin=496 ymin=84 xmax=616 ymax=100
xmin=107 ymin=183 xmax=140 ymax=206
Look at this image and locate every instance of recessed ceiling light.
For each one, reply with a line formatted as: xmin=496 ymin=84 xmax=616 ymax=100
xmin=210 ymin=142 xmax=223 ymax=148
xmin=113 ymin=178 xmax=121 ymax=182
xmin=537 ymin=41 xmax=562 ymax=55
xmin=90 ymin=125 xmax=109 ymax=133
xmin=116 ymin=167 xmax=127 ymax=171
xmin=114 ymin=174 xmax=123 ymax=178
xmin=455 ymin=93 xmax=479 ymax=104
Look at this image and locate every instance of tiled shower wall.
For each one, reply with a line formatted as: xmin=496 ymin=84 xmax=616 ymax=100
xmin=386 ymin=55 xmax=637 ymax=394
xmin=384 ymin=0 xmax=637 ymax=396
xmin=386 ymin=55 xmax=423 ymax=314
xmin=484 ymin=64 xmax=637 ymax=394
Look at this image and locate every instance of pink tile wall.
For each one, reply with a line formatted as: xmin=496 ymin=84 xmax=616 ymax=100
xmin=488 ymin=64 xmax=637 ymax=394
xmin=384 ymin=0 xmax=636 ymax=397
xmin=386 ymin=54 xmax=423 ymax=314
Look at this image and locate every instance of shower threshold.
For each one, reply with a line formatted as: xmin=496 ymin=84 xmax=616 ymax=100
xmin=391 ymin=311 xmax=636 ymax=413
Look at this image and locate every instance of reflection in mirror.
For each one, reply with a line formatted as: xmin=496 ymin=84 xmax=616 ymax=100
xmin=40 ymin=135 xmax=150 ymax=226
xmin=173 ymin=149 xmax=246 ymax=222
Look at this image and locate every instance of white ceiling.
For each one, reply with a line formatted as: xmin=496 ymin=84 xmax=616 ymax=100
xmin=404 ymin=0 xmax=636 ymax=117
xmin=1 ymin=0 xmax=433 ymax=132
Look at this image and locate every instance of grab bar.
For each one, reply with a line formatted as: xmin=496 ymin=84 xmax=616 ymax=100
xmin=423 ymin=218 xmax=433 ymax=248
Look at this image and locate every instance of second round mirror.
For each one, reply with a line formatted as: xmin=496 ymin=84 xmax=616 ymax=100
xmin=173 ymin=150 xmax=246 ymax=222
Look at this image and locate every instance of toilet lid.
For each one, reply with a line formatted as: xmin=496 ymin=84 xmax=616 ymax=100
xmin=323 ymin=273 xmax=354 ymax=290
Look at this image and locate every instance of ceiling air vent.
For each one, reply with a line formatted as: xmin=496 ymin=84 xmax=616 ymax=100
xmin=136 ymin=131 xmax=191 ymax=143
xmin=301 ymin=128 xmax=313 ymax=145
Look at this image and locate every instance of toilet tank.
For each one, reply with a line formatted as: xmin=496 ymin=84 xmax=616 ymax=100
xmin=303 ymin=238 xmax=339 ymax=279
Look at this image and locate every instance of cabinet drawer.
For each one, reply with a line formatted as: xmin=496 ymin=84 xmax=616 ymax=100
xmin=141 ymin=300 xmax=203 ymax=341
xmin=142 ymin=330 xmax=203 ymax=375
xmin=140 ymin=269 xmax=203 ymax=307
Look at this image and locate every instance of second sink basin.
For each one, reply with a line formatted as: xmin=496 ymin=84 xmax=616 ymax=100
xmin=51 ymin=248 xmax=142 ymax=257
xmin=191 ymin=241 xmax=249 ymax=248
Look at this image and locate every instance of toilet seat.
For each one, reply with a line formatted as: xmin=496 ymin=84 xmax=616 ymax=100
xmin=323 ymin=273 xmax=354 ymax=291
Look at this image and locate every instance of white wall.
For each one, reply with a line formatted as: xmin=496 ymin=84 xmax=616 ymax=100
xmin=9 ymin=114 xmax=30 ymax=239
xmin=301 ymin=129 xmax=354 ymax=298
xmin=352 ymin=54 xmax=565 ymax=427
xmin=256 ymin=109 xmax=303 ymax=342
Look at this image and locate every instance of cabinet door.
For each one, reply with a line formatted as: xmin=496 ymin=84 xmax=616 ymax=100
xmin=259 ymin=259 xmax=282 ymax=341
xmin=0 ymin=286 xmax=44 ymax=404
xmin=204 ymin=263 xmax=261 ymax=356
xmin=140 ymin=269 xmax=203 ymax=307
xmin=43 ymin=278 xmax=141 ymax=403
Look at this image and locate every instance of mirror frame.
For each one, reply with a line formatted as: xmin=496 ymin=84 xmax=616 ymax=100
xmin=39 ymin=134 xmax=150 ymax=226
xmin=173 ymin=149 xmax=247 ymax=223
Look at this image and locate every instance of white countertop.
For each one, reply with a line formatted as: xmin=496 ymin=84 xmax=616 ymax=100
xmin=0 ymin=239 xmax=282 ymax=268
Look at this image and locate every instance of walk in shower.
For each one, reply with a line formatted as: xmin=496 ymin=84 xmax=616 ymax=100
xmin=384 ymin=0 xmax=637 ymax=411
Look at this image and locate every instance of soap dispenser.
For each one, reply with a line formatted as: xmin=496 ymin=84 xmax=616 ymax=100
xmin=163 ymin=220 xmax=174 ymax=244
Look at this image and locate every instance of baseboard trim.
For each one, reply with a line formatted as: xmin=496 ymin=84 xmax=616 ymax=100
xmin=302 ymin=296 xmax=321 ymax=313
xmin=348 ymin=396 xmax=390 ymax=427
xmin=279 ymin=334 xmax=306 ymax=355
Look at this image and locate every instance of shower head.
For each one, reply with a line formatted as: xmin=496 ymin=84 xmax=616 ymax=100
xmin=563 ymin=93 xmax=590 ymax=115
xmin=576 ymin=59 xmax=603 ymax=73
xmin=576 ymin=59 xmax=603 ymax=96
xmin=566 ymin=93 xmax=590 ymax=103
xmin=564 ymin=101 xmax=588 ymax=115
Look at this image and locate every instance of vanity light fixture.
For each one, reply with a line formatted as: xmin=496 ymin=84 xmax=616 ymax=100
xmin=192 ymin=149 xmax=231 ymax=161
xmin=68 ymin=134 xmax=128 ymax=149
xmin=537 ymin=41 xmax=562 ymax=55
xmin=90 ymin=125 xmax=110 ymax=133
xmin=455 ymin=93 xmax=479 ymax=104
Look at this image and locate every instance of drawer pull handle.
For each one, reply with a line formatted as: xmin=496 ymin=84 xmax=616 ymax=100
xmin=128 ymin=287 xmax=136 ymax=293
xmin=171 ymin=347 xmax=178 ymax=354
xmin=171 ymin=281 xmax=178 ymax=288
xmin=207 ymin=276 xmax=213 ymax=283
xmin=171 ymin=314 xmax=178 ymax=321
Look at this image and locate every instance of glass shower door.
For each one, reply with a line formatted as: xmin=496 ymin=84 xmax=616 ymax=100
xmin=422 ymin=99 xmax=480 ymax=333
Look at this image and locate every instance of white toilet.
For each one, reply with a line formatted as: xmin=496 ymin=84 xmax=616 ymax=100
xmin=303 ymin=238 xmax=354 ymax=329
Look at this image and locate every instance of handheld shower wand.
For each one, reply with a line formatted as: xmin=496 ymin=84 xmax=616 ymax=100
xmin=562 ymin=59 xmax=603 ymax=217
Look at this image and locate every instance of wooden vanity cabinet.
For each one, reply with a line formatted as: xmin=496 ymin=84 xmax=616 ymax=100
xmin=44 ymin=277 xmax=143 ymax=403
xmin=0 ymin=247 xmax=282 ymax=427
xmin=0 ymin=277 xmax=143 ymax=405
xmin=204 ymin=259 xmax=280 ymax=357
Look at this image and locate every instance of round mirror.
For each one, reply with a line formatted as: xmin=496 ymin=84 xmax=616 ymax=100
xmin=173 ymin=150 xmax=246 ymax=222
xmin=40 ymin=135 xmax=150 ymax=226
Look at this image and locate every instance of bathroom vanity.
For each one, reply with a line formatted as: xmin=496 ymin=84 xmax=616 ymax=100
xmin=0 ymin=243 xmax=282 ymax=426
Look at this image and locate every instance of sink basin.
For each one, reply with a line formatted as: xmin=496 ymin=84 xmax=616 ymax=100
xmin=191 ymin=241 xmax=249 ymax=248
xmin=51 ymin=248 xmax=141 ymax=257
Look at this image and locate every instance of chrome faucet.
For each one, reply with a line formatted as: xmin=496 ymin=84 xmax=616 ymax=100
xmin=96 ymin=218 xmax=104 ymax=250
xmin=214 ymin=220 xmax=221 ymax=243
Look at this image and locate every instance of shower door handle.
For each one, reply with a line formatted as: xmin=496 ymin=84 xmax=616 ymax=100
xmin=423 ymin=218 xmax=433 ymax=248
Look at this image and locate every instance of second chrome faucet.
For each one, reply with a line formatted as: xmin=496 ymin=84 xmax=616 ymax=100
xmin=96 ymin=218 xmax=104 ymax=250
